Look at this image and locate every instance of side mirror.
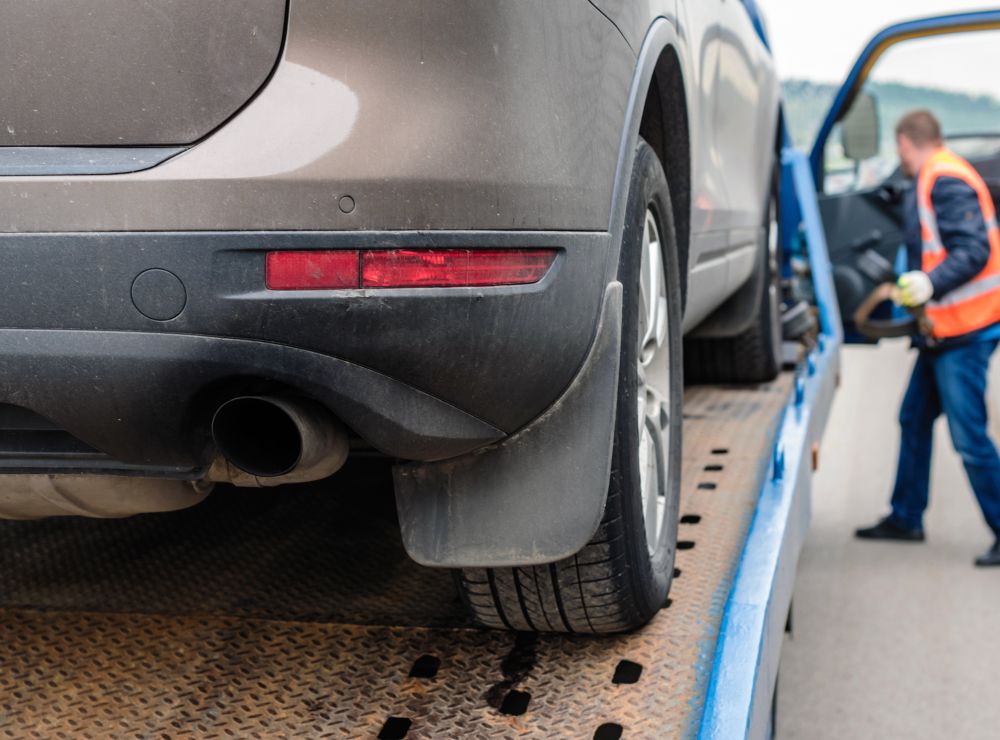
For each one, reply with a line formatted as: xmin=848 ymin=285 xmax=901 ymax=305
xmin=841 ymin=91 xmax=880 ymax=161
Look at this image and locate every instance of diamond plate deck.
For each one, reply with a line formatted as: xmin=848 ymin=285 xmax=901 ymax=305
xmin=0 ymin=377 xmax=792 ymax=739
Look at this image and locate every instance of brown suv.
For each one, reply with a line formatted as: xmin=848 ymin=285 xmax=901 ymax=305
xmin=0 ymin=0 xmax=780 ymax=632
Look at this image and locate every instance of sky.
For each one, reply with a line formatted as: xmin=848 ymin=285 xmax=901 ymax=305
xmin=757 ymin=1 xmax=1000 ymax=94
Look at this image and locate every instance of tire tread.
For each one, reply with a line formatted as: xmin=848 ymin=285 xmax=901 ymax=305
xmin=458 ymin=484 xmax=643 ymax=633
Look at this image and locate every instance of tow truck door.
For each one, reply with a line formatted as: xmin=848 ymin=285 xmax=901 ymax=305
xmin=809 ymin=10 xmax=1000 ymax=341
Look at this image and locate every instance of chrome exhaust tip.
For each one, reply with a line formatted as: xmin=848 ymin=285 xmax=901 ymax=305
xmin=210 ymin=395 xmax=349 ymax=486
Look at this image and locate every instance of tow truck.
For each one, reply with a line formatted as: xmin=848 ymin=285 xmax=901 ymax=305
xmin=3 ymin=9 xmax=996 ymax=739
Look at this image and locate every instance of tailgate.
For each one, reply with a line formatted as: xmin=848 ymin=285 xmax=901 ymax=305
xmin=0 ymin=0 xmax=286 ymax=146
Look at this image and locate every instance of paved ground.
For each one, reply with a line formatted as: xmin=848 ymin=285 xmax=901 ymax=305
xmin=777 ymin=340 xmax=1000 ymax=740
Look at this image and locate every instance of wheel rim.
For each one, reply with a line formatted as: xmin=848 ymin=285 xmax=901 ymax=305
xmin=637 ymin=207 xmax=671 ymax=557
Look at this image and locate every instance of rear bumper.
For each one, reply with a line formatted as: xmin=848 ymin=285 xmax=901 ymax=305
xmin=0 ymin=230 xmax=611 ymax=475
xmin=0 ymin=329 xmax=505 ymax=475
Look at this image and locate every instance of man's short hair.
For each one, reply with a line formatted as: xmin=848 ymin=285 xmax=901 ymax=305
xmin=895 ymin=110 xmax=943 ymax=146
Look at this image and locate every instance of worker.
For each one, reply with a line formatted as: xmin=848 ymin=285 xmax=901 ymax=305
xmin=855 ymin=110 xmax=1000 ymax=567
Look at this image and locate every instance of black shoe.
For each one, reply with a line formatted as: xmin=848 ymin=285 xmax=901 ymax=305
xmin=974 ymin=540 xmax=1000 ymax=567
xmin=855 ymin=516 xmax=925 ymax=542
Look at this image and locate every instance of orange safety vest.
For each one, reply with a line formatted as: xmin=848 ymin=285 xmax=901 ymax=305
xmin=917 ymin=147 xmax=1000 ymax=339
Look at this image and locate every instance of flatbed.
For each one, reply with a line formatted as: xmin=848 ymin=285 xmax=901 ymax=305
xmin=0 ymin=376 xmax=802 ymax=738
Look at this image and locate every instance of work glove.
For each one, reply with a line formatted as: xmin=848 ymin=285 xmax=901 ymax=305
xmin=892 ymin=270 xmax=933 ymax=308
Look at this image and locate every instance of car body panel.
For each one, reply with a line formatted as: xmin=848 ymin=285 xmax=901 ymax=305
xmin=714 ymin=0 xmax=780 ymax=231
xmin=0 ymin=0 xmax=634 ymax=233
xmin=588 ymin=0 xmax=668 ymax=52
xmin=675 ymin=0 xmax=726 ymax=239
xmin=0 ymin=0 xmax=287 ymax=146
xmin=675 ymin=0 xmax=777 ymax=330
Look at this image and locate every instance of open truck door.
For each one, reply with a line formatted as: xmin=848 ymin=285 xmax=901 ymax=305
xmin=809 ymin=10 xmax=1000 ymax=342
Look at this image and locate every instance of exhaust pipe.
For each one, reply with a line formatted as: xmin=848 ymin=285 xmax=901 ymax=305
xmin=210 ymin=396 xmax=349 ymax=487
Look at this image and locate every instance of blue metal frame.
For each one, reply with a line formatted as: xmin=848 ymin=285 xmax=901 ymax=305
xmin=697 ymin=148 xmax=842 ymax=739
xmin=809 ymin=9 xmax=1000 ymax=186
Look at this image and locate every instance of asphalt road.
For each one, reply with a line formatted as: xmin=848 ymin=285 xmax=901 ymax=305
xmin=777 ymin=340 xmax=1000 ymax=739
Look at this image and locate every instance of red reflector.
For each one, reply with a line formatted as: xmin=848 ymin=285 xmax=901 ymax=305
xmin=266 ymin=250 xmax=359 ymax=290
xmin=361 ymin=249 xmax=557 ymax=288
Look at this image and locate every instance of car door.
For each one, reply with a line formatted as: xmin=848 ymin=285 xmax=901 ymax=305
xmin=674 ymin=0 xmax=732 ymax=330
xmin=714 ymin=0 xmax=779 ymax=296
xmin=680 ymin=0 xmax=780 ymax=331
xmin=809 ymin=10 xmax=1000 ymax=341
xmin=715 ymin=0 xmax=776 ymax=233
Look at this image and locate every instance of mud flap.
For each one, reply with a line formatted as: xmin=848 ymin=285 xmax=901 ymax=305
xmin=393 ymin=282 xmax=623 ymax=568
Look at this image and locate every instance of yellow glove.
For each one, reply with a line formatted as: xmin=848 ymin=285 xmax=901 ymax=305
xmin=892 ymin=271 xmax=933 ymax=308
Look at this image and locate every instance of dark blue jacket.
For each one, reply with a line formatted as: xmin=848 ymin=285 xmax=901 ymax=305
xmin=903 ymin=175 xmax=991 ymax=294
xmin=903 ymin=175 xmax=1000 ymax=345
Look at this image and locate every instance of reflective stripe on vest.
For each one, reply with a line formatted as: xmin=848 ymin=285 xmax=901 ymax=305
xmin=917 ymin=148 xmax=1000 ymax=338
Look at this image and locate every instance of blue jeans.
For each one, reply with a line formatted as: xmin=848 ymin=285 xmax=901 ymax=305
xmin=891 ymin=338 xmax=1000 ymax=535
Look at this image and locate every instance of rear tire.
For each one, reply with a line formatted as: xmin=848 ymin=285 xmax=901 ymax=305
xmin=458 ymin=140 xmax=682 ymax=633
xmin=685 ymin=169 xmax=782 ymax=383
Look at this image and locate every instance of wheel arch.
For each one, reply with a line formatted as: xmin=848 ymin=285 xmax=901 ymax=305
xmin=637 ymin=45 xmax=691 ymax=312
xmin=607 ymin=19 xmax=691 ymax=315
